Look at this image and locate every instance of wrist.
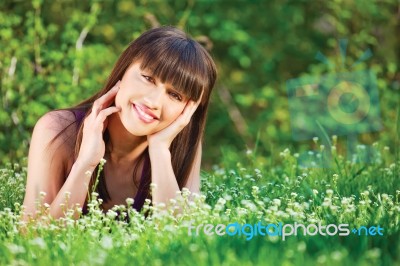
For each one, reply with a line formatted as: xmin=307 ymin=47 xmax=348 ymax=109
xmin=148 ymin=145 xmax=171 ymax=157
xmin=148 ymin=140 xmax=170 ymax=152
xmin=73 ymin=158 xmax=97 ymax=174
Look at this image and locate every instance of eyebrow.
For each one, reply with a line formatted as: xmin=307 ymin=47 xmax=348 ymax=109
xmin=140 ymin=68 xmax=180 ymax=92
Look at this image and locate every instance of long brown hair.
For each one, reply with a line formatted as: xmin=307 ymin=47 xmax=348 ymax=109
xmin=51 ymin=26 xmax=217 ymax=203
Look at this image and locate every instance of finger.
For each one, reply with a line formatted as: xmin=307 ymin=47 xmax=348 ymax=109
xmin=185 ymin=100 xmax=200 ymax=117
xmin=92 ymin=81 xmax=121 ymax=115
xmin=196 ymin=89 xmax=204 ymax=105
xmin=178 ymin=101 xmax=198 ymax=125
xmin=95 ymin=106 xmax=121 ymax=125
xmin=93 ymin=81 xmax=120 ymax=112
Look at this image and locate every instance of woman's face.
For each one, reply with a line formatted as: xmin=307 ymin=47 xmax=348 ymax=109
xmin=115 ymin=62 xmax=189 ymax=136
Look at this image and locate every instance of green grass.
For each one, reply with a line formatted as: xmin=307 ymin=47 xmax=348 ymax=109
xmin=0 ymin=141 xmax=399 ymax=266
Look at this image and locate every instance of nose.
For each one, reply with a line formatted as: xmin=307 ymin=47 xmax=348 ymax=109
xmin=143 ymin=88 xmax=163 ymax=110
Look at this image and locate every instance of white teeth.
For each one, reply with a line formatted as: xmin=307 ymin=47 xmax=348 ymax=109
xmin=136 ymin=105 xmax=154 ymax=120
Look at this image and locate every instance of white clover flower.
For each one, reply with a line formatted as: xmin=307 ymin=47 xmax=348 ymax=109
xmin=156 ymin=202 xmax=166 ymax=209
xmin=322 ymin=198 xmax=332 ymax=207
xmin=223 ymin=194 xmax=232 ymax=201
xmin=64 ymin=191 xmax=71 ymax=199
xmin=237 ymin=207 xmax=248 ymax=216
xmin=217 ymin=198 xmax=227 ymax=205
xmin=276 ymin=210 xmax=285 ymax=217
xmin=330 ymin=206 xmax=338 ymax=212
xmin=182 ymin=187 xmax=191 ymax=197
xmin=269 ymin=205 xmax=278 ymax=212
xmin=169 ymin=198 xmax=177 ymax=205
xmin=272 ymin=199 xmax=281 ymax=206
xmin=107 ymin=210 xmax=118 ymax=219
xmin=313 ymin=189 xmax=319 ymax=195
xmin=326 ymin=189 xmax=334 ymax=196
xmin=126 ymin=198 xmax=134 ymax=205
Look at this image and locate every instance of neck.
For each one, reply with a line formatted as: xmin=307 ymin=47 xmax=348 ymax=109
xmin=105 ymin=113 xmax=148 ymax=164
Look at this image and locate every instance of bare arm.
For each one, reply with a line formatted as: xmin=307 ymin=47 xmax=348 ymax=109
xmin=149 ymin=143 xmax=201 ymax=205
xmin=183 ymin=143 xmax=201 ymax=195
xmin=22 ymin=82 xmax=121 ymax=221
xmin=146 ymin=94 xmax=204 ymax=207
xmin=21 ymin=111 xmax=95 ymax=221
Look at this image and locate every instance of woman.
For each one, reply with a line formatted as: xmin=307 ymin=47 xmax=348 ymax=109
xmin=21 ymin=26 xmax=217 ymax=220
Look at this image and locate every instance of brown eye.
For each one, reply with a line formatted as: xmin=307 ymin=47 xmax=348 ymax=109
xmin=169 ymin=91 xmax=182 ymax=101
xmin=142 ymin=75 xmax=155 ymax=84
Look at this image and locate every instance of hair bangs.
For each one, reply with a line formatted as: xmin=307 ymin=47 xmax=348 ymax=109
xmin=135 ymin=38 xmax=210 ymax=101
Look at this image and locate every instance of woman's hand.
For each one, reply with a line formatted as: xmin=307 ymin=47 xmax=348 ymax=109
xmin=147 ymin=95 xmax=202 ymax=151
xmin=76 ymin=81 xmax=121 ymax=168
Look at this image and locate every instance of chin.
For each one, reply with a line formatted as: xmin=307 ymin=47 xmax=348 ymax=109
xmin=127 ymin=123 xmax=165 ymax=137
xmin=125 ymin=126 xmax=154 ymax=137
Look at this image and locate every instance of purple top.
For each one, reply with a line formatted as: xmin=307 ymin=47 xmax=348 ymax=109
xmin=72 ymin=109 xmax=149 ymax=215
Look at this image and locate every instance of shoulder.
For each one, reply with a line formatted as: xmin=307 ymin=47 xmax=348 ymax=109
xmin=36 ymin=110 xmax=76 ymax=131
xmin=32 ymin=110 xmax=78 ymax=159
xmin=22 ymin=110 xmax=79 ymax=215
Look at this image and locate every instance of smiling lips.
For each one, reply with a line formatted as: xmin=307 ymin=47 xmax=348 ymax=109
xmin=132 ymin=103 xmax=159 ymax=123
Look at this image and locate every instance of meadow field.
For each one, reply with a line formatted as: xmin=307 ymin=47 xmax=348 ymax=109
xmin=0 ymin=0 xmax=399 ymax=265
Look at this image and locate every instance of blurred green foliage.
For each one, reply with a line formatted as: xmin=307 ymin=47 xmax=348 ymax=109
xmin=0 ymin=0 xmax=399 ymax=167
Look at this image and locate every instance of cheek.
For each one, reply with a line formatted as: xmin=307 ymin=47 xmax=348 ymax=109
xmin=115 ymin=85 xmax=135 ymax=107
xmin=115 ymin=91 xmax=121 ymax=105
xmin=114 ymin=89 xmax=128 ymax=108
xmin=164 ymin=104 xmax=186 ymax=122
